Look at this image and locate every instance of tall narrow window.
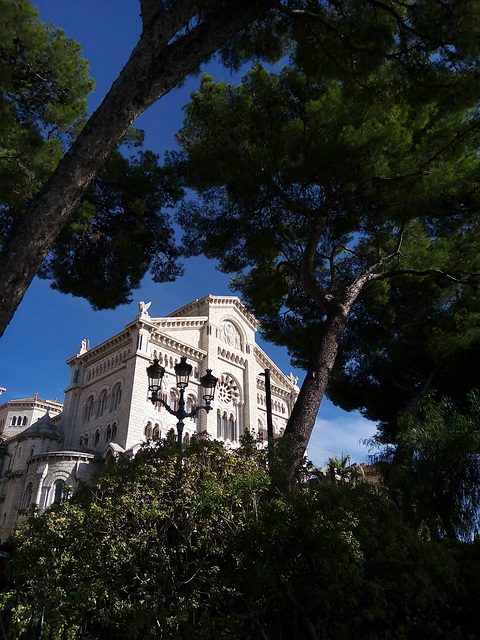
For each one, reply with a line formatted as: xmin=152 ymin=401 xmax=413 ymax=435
xmin=111 ymin=385 xmax=122 ymax=411
xmin=98 ymin=391 xmax=108 ymax=417
xmin=83 ymin=397 xmax=94 ymax=423
xmin=168 ymin=390 xmax=178 ymax=412
xmin=23 ymin=483 xmax=33 ymax=509
xmin=228 ymin=415 xmax=235 ymax=441
xmin=54 ymin=481 xmax=64 ymax=504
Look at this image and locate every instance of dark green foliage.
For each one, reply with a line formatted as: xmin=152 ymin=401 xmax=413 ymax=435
xmin=375 ymin=393 xmax=480 ymax=541
xmin=328 ymin=259 xmax=480 ymax=439
xmin=0 ymin=0 xmax=92 ymax=235
xmin=2 ymin=437 xmax=479 ymax=639
xmin=39 ymin=147 xmax=184 ymax=309
xmin=2 ymin=437 xmax=271 ymax=639
xmin=1 ymin=1 xmax=183 ymax=309
xmin=172 ymin=6 xmax=480 ymax=456
xmin=175 ymin=60 xmax=480 ymax=333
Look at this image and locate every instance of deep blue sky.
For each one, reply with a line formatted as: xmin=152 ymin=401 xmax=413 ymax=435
xmin=0 ymin=0 xmax=378 ymax=465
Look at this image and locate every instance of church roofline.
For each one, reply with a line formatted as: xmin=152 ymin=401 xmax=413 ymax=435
xmin=26 ymin=451 xmax=101 ymax=466
xmin=66 ymin=328 xmax=133 ymax=366
xmin=0 ymin=397 xmax=63 ymax=413
xmin=168 ymin=295 xmax=260 ymax=332
xmin=66 ymin=296 xmax=260 ymax=367
xmin=254 ymin=345 xmax=299 ymax=392
xmin=151 ymin=316 xmax=208 ymax=329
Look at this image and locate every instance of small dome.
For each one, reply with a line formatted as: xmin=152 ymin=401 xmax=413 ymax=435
xmin=21 ymin=411 xmax=64 ymax=442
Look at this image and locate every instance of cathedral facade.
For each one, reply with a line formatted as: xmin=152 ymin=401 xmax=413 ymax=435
xmin=0 ymin=295 xmax=299 ymax=541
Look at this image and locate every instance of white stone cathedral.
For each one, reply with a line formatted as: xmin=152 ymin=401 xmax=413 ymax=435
xmin=0 ymin=295 xmax=299 ymax=541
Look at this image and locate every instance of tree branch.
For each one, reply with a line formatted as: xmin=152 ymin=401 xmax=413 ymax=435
xmin=0 ymin=0 xmax=276 ymax=337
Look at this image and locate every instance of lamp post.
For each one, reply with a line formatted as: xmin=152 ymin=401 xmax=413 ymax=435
xmin=146 ymin=356 xmax=217 ymax=446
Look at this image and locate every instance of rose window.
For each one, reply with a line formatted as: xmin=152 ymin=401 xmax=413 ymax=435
xmin=216 ymin=374 xmax=240 ymax=406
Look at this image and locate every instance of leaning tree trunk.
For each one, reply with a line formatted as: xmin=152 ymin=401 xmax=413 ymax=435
xmin=0 ymin=0 xmax=275 ymax=338
xmin=284 ymin=298 xmax=352 ymax=470
xmin=281 ymin=259 xmax=393 ymax=473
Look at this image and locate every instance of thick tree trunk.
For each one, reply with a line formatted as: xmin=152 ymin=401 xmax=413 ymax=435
xmin=0 ymin=0 xmax=275 ymax=338
xmin=284 ymin=299 xmax=352 ymax=467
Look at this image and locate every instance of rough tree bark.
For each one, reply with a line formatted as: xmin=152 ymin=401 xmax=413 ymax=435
xmin=284 ymin=242 xmax=405 ymax=467
xmin=0 ymin=0 xmax=275 ymax=338
xmin=283 ymin=295 xmax=356 ymax=467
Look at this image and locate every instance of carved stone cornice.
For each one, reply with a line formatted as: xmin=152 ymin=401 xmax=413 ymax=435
xmin=217 ymin=346 xmax=247 ymax=368
xmin=67 ymin=329 xmax=133 ymax=366
xmin=149 ymin=331 xmax=207 ymax=362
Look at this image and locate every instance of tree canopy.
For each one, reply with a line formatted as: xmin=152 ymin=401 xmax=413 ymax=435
xmin=0 ymin=1 xmax=184 ymax=309
xmin=2 ymin=0 xmax=480 ymax=337
xmin=0 ymin=0 xmax=92 ymax=242
xmin=0 ymin=0 xmax=275 ymax=336
xmin=328 ymin=264 xmax=480 ymax=440
xmin=39 ymin=143 xmax=184 ymax=309
xmin=373 ymin=393 xmax=480 ymax=541
xmin=173 ymin=28 xmax=480 ymax=461
xmin=3 ymin=436 xmax=479 ymax=639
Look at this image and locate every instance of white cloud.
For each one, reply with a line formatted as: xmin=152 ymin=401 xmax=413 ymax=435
xmin=306 ymin=413 xmax=379 ymax=467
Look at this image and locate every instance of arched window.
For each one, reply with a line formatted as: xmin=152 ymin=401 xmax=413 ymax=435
xmin=84 ymin=433 xmax=89 ymax=447
xmin=22 ymin=483 xmax=33 ymax=510
xmin=153 ymin=424 xmax=160 ymax=440
xmin=83 ymin=397 xmax=94 ymax=423
xmin=221 ymin=412 xmax=228 ymax=440
xmin=79 ymin=436 xmax=84 ymax=447
xmin=29 ymin=446 xmax=35 ymax=458
xmin=53 ymin=481 xmax=64 ymax=504
xmin=111 ymin=385 xmax=122 ymax=412
xmin=106 ymin=425 xmax=112 ymax=442
xmin=94 ymin=429 xmax=100 ymax=446
xmin=22 ymin=416 xmax=28 ymax=426
xmin=111 ymin=422 xmax=117 ymax=440
xmin=183 ymin=433 xmax=190 ymax=446
xmin=217 ymin=411 xmax=237 ymax=442
xmin=186 ymin=395 xmax=196 ymax=415
xmin=228 ymin=415 xmax=235 ymax=441
xmin=258 ymin=420 xmax=266 ymax=440
xmin=168 ymin=390 xmax=178 ymax=412
xmin=98 ymin=391 xmax=108 ymax=417
xmin=11 ymin=416 xmax=16 ymax=426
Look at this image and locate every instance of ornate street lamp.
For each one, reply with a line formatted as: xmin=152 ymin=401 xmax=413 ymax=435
xmin=146 ymin=356 xmax=217 ymax=446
